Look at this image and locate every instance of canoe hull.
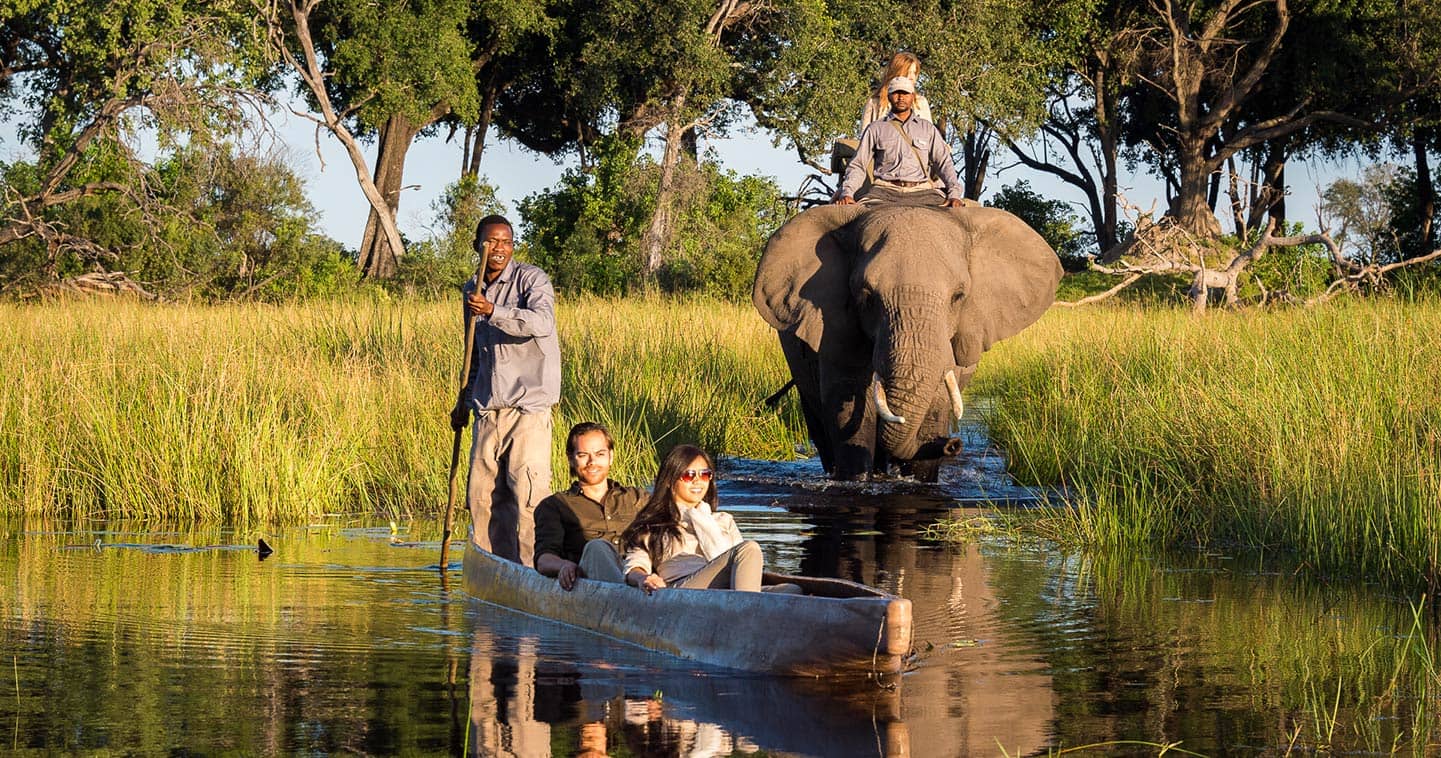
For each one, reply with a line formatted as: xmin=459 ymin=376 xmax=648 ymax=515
xmin=462 ymin=545 xmax=911 ymax=676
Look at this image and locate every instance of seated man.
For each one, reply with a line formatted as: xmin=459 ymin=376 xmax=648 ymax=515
xmin=533 ymin=422 xmax=646 ymax=590
xmin=834 ymin=75 xmax=965 ymax=208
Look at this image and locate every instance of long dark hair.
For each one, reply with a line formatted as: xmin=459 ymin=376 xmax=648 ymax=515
xmin=621 ymin=444 xmax=718 ymax=566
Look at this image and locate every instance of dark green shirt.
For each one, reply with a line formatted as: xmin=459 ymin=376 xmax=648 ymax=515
xmin=533 ymin=480 xmax=646 ymax=565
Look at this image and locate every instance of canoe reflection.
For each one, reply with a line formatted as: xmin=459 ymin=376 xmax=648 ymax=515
xmin=466 ymin=626 xmax=907 ymax=757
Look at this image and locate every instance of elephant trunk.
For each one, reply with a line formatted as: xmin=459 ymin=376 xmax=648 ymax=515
xmin=875 ymin=289 xmax=949 ymax=461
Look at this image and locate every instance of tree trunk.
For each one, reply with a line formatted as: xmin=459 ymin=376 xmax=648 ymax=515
xmin=275 ymin=0 xmax=409 ymax=281
xmin=357 ymin=113 xmax=421 ymax=279
xmin=1169 ymin=138 xmax=1223 ymax=237
xmin=465 ymin=82 xmax=498 ymax=178
xmin=680 ymin=126 xmax=699 ymax=160
xmin=461 ymin=124 xmax=474 ymax=180
xmin=960 ymin=126 xmax=990 ymax=201
xmin=1097 ymin=81 xmax=1120 ymax=254
xmin=1227 ymin=155 xmax=1246 ymax=237
xmin=1415 ymin=129 xmax=1436 ymax=257
xmin=1243 ymin=141 xmax=1288 ymax=233
xmin=641 ymin=94 xmax=688 ymax=275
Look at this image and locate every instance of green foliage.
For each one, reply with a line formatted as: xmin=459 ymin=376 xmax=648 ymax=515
xmin=747 ymin=0 xmax=1062 ymax=164
xmin=654 ymin=161 xmax=788 ymax=301
xmin=1380 ymin=164 xmax=1441 ymax=262
xmin=300 ymin=0 xmax=483 ymax=132
xmin=519 ymin=137 xmax=786 ymax=301
xmin=0 ymin=142 xmax=353 ymax=300
xmin=517 ymin=136 xmax=651 ymax=295
xmin=391 ymin=176 xmax=507 ymax=297
xmin=0 ymin=297 xmax=803 ymax=522
xmin=1055 ymin=269 xmax=1192 ymax=304
xmin=986 ymin=179 xmax=1089 ymax=268
xmin=1323 ymin=164 xmax=1405 ymax=264
xmin=154 ymin=143 xmax=356 ymax=300
xmin=1234 ymin=222 xmax=1333 ymax=302
xmin=976 ymin=301 xmax=1441 ymax=593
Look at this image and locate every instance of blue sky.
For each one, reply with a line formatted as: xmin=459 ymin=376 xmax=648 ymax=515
xmin=267 ymin=104 xmax=1357 ymax=251
xmin=2 ymin=101 xmax=1358 ymax=251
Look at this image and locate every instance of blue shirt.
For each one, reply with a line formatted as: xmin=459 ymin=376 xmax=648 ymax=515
xmin=460 ymin=259 xmax=560 ymax=412
xmin=839 ymin=113 xmax=964 ymax=202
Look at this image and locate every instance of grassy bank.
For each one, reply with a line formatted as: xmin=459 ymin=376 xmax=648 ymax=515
xmin=973 ymin=299 xmax=1441 ymax=592
xmin=0 ymin=297 xmax=804 ymax=523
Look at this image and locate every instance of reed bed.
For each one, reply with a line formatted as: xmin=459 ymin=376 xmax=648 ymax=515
xmin=974 ymin=299 xmax=1441 ymax=592
xmin=0 ymin=297 xmax=804 ymax=524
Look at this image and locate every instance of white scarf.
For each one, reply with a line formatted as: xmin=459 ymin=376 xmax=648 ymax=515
xmin=684 ymin=502 xmax=741 ymax=559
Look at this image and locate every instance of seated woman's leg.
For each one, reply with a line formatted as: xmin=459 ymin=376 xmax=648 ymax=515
xmin=578 ymin=539 xmax=624 ymax=583
xmin=676 ymin=540 xmax=762 ymax=592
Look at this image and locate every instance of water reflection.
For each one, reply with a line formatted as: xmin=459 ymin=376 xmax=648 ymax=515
xmin=462 ymin=619 xmax=906 ymax=757
xmin=758 ymin=493 xmax=1058 ymax=756
xmin=4 ymin=459 xmax=1440 ymax=757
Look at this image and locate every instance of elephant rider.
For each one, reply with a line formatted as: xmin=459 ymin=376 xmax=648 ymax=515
xmin=533 ymin=422 xmax=645 ymax=590
xmin=835 ymin=75 xmax=965 ymax=208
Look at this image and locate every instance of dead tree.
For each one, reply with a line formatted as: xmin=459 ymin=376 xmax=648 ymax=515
xmin=1058 ymin=200 xmax=1441 ymax=312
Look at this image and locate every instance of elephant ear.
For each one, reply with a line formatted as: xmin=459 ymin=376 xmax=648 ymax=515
xmin=947 ymin=206 xmax=1063 ymax=367
xmin=752 ymin=204 xmax=867 ymax=354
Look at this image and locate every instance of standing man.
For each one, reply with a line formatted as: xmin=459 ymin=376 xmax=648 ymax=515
xmin=449 ymin=214 xmax=560 ymax=566
xmin=534 ymin=422 xmax=646 ymax=590
xmin=835 ymin=75 xmax=966 ymax=208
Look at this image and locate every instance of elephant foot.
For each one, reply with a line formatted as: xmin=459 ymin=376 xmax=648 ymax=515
xmin=833 ymin=444 xmax=875 ymax=482
xmin=898 ymin=458 xmax=941 ymax=483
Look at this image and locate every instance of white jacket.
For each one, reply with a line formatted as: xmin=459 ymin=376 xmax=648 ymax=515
xmin=623 ymin=503 xmax=744 ymax=581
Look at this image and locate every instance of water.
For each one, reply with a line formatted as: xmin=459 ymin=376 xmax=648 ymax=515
xmin=3 ymin=435 xmax=1438 ymax=756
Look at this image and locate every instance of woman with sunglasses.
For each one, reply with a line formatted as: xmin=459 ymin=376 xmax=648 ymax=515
xmin=621 ymin=444 xmax=763 ymax=594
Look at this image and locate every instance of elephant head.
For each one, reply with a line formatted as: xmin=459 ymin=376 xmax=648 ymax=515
xmin=752 ymin=203 xmax=1061 ymax=481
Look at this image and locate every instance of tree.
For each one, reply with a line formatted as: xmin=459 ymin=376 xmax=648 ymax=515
xmin=0 ymin=0 xmax=266 ymax=277
xmin=1121 ymin=0 xmax=1428 ymax=237
xmin=1003 ymin=0 xmax=1146 ymax=257
xmin=1322 ymin=164 xmax=1405 ymax=266
xmin=987 ymin=180 xmax=1088 ymax=269
xmin=518 ymin=135 xmax=785 ymax=300
xmin=743 ymin=0 xmax=1061 ymax=199
xmin=260 ymin=0 xmax=523 ymax=279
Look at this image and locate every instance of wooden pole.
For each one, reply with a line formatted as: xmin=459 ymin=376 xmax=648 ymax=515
xmin=440 ymin=261 xmax=484 ymax=573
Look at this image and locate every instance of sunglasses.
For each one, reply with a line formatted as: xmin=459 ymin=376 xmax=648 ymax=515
xmin=679 ymin=468 xmax=713 ymax=483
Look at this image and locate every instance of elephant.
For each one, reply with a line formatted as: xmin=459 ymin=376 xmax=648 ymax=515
xmin=752 ymin=203 xmax=1061 ymax=482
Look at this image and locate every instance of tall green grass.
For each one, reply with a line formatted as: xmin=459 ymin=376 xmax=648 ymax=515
xmin=974 ymin=299 xmax=1441 ymax=592
xmin=0 ymin=297 xmax=804 ymax=523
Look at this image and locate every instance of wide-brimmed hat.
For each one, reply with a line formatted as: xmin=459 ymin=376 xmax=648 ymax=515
xmin=887 ymin=76 xmax=916 ymax=94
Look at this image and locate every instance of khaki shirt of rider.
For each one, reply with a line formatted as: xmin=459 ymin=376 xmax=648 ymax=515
xmin=839 ymin=113 xmax=965 ymax=203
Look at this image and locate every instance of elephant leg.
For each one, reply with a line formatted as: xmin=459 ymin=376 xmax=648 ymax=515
xmin=777 ymin=334 xmax=835 ymax=474
xmin=823 ymin=369 xmax=875 ymax=480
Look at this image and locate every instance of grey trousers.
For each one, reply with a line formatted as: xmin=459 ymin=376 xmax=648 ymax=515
xmin=676 ymin=540 xmax=763 ymax=592
xmin=578 ymin=539 xmax=625 ymax=584
xmin=466 ymin=408 xmax=553 ymax=566
xmin=858 ymin=184 xmax=947 ymax=207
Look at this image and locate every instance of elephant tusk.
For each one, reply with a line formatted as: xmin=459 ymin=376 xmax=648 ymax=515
xmin=872 ymin=375 xmax=906 ymax=425
xmin=943 ymin=370 xmax=965 ymax=421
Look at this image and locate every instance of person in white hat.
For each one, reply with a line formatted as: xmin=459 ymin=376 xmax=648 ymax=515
xmin=859 ymin=52 xmax=933 ymax=132
xmin=836 ymin=74 xmax=964 ymax=207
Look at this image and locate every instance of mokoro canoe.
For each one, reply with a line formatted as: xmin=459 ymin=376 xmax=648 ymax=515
xmin=461 ymin=545 xmax=913 ymax=677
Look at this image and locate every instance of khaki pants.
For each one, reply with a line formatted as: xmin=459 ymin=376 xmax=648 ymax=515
xmin=578 ymin=539 xmax=625 ymax=584
xmin=467 ymin=408 xmax=553 ymax=566
xmin=676 ymin=540 xmax=763 ymax=592
xmin=858 ymin=184 xmax=947 ymax=207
